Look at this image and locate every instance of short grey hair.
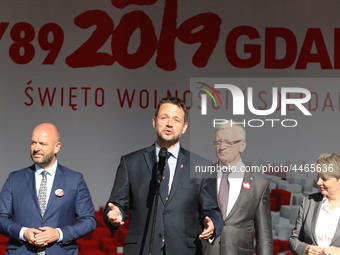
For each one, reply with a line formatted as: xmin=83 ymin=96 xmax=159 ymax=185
xmin=214 ymin=120 xmax=246 ymax=140
xmin=315 ymin=153 xmax=340 ymax=178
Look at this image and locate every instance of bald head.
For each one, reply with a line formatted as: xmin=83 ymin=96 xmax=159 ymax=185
xmin=33 ymin=123 xmax=60 ymax=142
xmin=30 ymin=123 xmax=61 ymax=169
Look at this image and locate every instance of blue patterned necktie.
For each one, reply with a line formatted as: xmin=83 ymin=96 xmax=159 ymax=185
xmin=37 ymin=171 xmax=47 ymax=255
xmin=38 ymin=171 xmax=48 ymax=217
xmin=161 ymin=153 xmax=171 ymax=202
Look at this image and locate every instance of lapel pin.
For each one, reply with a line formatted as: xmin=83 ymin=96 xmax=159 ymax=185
xmin=243 ymin=181 xmax=251 ymax=190
xmin=180 ymin=164 xmax=183 ymax=168
xmin=55 ymin=189 xmax=64 ymax=197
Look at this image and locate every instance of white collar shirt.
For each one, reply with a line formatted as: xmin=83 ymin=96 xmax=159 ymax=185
xmin=315 ymin=196 xmax=340 ymax=248
xmin=35 ymin=160 xmax=58 ymax=205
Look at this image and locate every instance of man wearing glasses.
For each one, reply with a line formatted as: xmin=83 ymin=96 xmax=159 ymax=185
xmin=204 ymin=121 xmax=273 ymax=255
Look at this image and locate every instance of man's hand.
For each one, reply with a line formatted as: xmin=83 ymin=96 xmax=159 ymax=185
xmin=24 ymin=228 xmax=43 ymax=246
xmin=304 ymin=245 xmax=325 ymax=255
xmin=24 ymin=227 xmax=59 ymax=247
xmin=324 ymin=246 xmax=340 ymax=255
xmin=107 ymin=202 xmax=124 ymax=227
xmin=199 ymin=216 xmax=215 ymax=240
xmin=34 ymin=227 xmax=60 ymax=247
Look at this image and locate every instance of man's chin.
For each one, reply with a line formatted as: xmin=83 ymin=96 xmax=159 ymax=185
xmin=32 ymin=156 xmax=44 ymax=163
xmin=32 ymin=159 xmax=42 ymax=164
xmin=217 ymin=156 xmax=230 ymax=162
xmin=32 ymin=159 xmax=53 ymax=169
xmin=158 ymin=137 xmax=179 ymax=147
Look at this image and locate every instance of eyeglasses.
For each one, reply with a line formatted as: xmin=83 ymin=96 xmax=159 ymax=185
xmin=213 ymin=139 xmax=243 ymax=147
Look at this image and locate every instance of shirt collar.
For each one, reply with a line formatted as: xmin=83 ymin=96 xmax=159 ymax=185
xmin=218 ymin=158 xmax=245 ymax=178
xmin=218 ymin=158 xmax=244 ymax=168
xmin=35 ymin=160 xmax=58 ymax=177
xmin=322 ymin=196 xmax=328 ymax=204
xmin=155 ymin=142 xmax=180 ymax=159
xmin=321 ymin=196 xmax=340 ymax=212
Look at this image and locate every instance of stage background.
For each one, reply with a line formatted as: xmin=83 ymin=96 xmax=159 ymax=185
xmin=0 ymin=1 xmax=340 ymax=249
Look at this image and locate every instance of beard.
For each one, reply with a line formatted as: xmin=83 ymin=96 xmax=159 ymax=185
xmin=30 ymin=150 xmax=54 ymax=169
xmin=157 ymin=131 xmax=181 ymax=148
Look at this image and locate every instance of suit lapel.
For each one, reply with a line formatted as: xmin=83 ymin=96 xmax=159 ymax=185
xmin=311 ymin=195 xmax=322 ymax=245
xmin=145 ymin=145 xmax=188 ymax=205
xmin=329 ymin=220 xmax=340 ymax=246
xmin=144 ymin=145 xmax=169 ymax=204
xmin=213 ymin=162 xmax=250 ymax=220
xmin=330 ymin=216 xmax=340 ymax=245
xmin=25 ymin=165 xmax=41 ymax=215
xmin=212 ymin=163 xmax=221 ymax=208
xmin=310 ymin=194 xmax=340 ymax=246
xmin=166 ymin=147 xmax=187 ymax=205
xmin=144 ymin=145 xmax=157 ymax=176
xmin=44 ymin=164 xmax=63 ymax=216
xmin=225 ymin=172 xmax=251 ymax=220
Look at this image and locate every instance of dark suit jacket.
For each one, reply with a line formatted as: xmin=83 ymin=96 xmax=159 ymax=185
xmin=289 ymin=193 xmax=340 ymax=255
xmin=0 ymin=164 xmax=96 ymax=255
xmin=204 ymin=165 xmax=273 ymax=255
xmin=103 ymin=144 xmax=224 ymax=255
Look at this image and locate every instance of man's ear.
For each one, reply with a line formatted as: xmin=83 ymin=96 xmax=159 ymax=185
xmin=54 ymin=141 xmax=61 ymax=154
xmin=181 ymin=122 xmax=188 ymax=134
xmin=239 ymin=140 xmax=246 ymax=153
xmin=152 ymin=116 xmax=156 ymax=129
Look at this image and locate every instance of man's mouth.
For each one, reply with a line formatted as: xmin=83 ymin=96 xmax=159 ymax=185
xmin=164 ymin=129 xmax=173 ymax=135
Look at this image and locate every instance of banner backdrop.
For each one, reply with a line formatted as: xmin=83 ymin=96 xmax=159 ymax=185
xmin=1 ymin=0 xmax=340 ymax=217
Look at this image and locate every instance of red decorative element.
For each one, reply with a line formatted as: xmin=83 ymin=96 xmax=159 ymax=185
xmin=55 ymin=189 xmax=64 ymax=197
xmin=242 ymin=181 xmax=251 ymax=190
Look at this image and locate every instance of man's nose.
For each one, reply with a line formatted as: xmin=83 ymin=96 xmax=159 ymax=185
xmin=32 ymin=143 xmax=41 ymax=151
xmin=166 ymin=119 xmax=173 ymax=127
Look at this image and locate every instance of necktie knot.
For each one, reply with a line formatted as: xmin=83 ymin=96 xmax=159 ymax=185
xmin=167 ymin=152 xmax=172 ymax=160
xmin=42 ymin=171 xmax=47 ymax=177
xmin=222 ymin=170 xmax=231 ymax=178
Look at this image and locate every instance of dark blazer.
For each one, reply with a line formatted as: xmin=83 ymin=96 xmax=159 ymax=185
xmin=0 ymin=164 xmax=96 ymax=255
xmin=103 ymin=144 xmax=224 ymax=255
xmin=289 ymin=193 xmax=340 ymax=255
xmin=204 ymin=164 xmax=273 ymax=255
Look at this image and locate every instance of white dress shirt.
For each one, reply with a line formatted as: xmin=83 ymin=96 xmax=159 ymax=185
xmin=217 ymin=159 xmax=245 ymax=218
xmin=155 ymin=142 xmax=180 ymax=194
xmin=35 ymin=161 xmax=58 ymax=203
xmin=315 ymin=196 xmax=340 ymax=248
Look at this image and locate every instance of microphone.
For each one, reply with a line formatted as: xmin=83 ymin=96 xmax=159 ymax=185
xmin=157 ymin=147 xmax=168 ymax=183
xmin=149 ymin=147 xmax=168 ymax=255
